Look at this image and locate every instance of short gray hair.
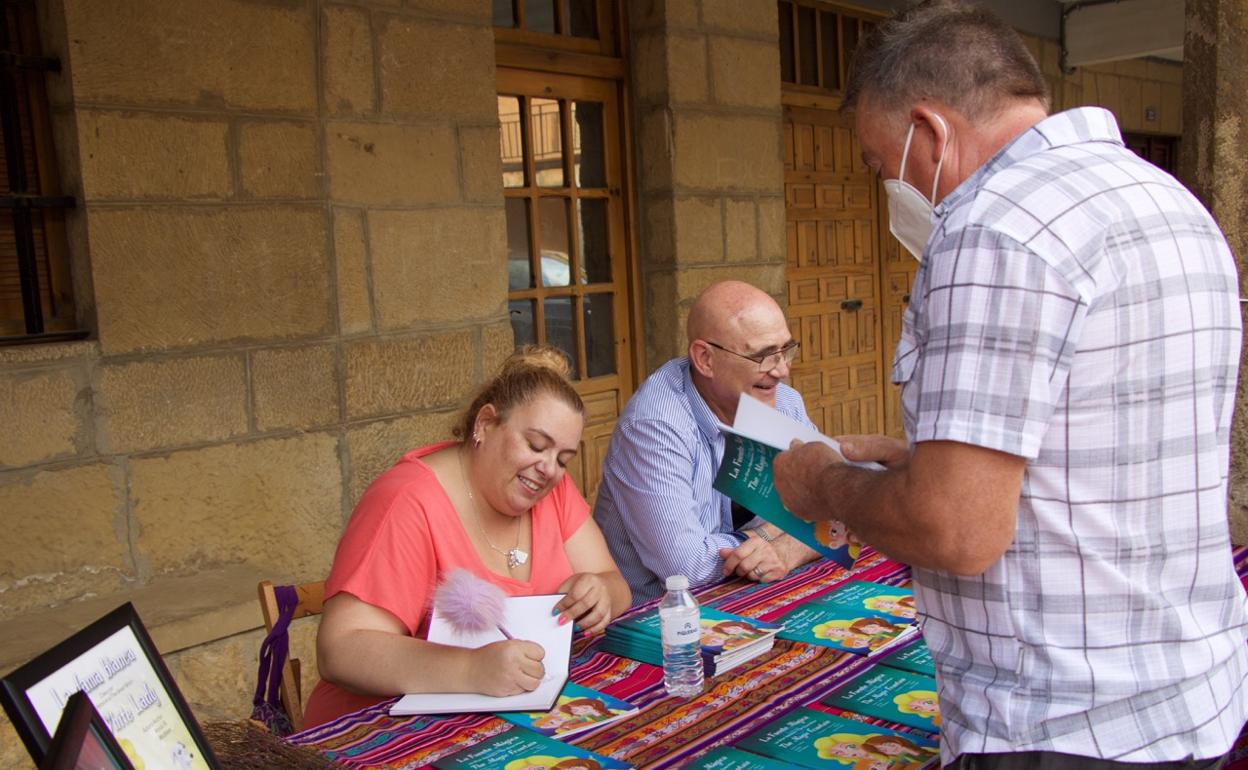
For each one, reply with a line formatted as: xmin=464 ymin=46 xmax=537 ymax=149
xmin=843 ymin=0 xmax=1048 ymax=120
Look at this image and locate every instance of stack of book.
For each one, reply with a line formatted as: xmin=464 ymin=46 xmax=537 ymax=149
xmin=499 ymin=681 xmax=638 ymax=740
xmin=776 ymin=580 xmax=920 ymax=658
xmin=601 ymin=606 xmax=783 ymax=677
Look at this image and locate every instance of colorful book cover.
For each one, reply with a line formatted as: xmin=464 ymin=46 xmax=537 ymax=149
xmin=736 ymin=706 xmax=939 ymax=769
xmin=683 ymin=746 xmax=800 ymax=770
xmin=821 ymin=669 xmax=941 ymax=734
xmin=877 ymin=639 xmax=935 ymax=678
xmin=714 ymin=431 xmax=858 ymax=570
xmin=499 ymin=681 xmax=638 ymax=740
xmin=430 ymin=728 xmax=631 ymax=769
xmin=776 ymin=601 xmax=916 ymax=656
xmin=608 ymin=607 xmax=782 ymax=660
xmin=810 ymin=581 xmax=916 ymax=623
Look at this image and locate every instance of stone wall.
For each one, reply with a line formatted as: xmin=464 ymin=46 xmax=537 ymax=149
xmin=0 ymin=0 xmax=507 ymax=765
xmin=629 ymin=0 xmax=788 ymax=370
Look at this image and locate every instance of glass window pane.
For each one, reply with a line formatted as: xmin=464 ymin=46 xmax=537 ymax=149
xmin=531 ymin=98 xmax=564 ymax=188
xmin=525 ymin=0 xmax=557 ymax=34
xmin=506 ymin=198 xmax=532 ymax=290
xmin=578 ymin=199 xmax=609 ymax=284
xmin=778 ymin=2 xmax=795 ymax=83
xmin=544 ymin=296 xmax=580 ymax=378
xmin=820 ymin=12 xmax=840 ymax=90
xmin=510 ymin=299 xmax=536 ymax=347
xmin=539 ymin=197 xmax=571 ymax=287
xmin=493 ymin=0 xmax=516 ymax=27
xmin=572 ymin=101 xmax=606 ymax=188
xmin=498 ymin=96 xmax=525 ymax=188
xmin=798 ymin=6 xmax=817 ymax=86
xmin=566 ymin=0 xmax=597 ymax=38
xmin=584 ymin=293 xmax=615 ymax=378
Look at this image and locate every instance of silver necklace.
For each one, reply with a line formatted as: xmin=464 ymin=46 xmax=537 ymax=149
xmin=457 ymin=447 xmax=528 ymax=570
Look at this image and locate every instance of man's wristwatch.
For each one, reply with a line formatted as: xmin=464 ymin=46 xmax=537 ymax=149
xmin=752 ymin=525 xmax=777 ymax=542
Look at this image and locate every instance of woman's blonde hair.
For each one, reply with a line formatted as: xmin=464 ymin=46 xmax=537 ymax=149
xmin=454 ymin=345 xmax=584 ymax=442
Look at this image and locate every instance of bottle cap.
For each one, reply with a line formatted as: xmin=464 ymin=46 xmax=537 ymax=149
xmin=665 ymin=575 xmax=689 ymax=591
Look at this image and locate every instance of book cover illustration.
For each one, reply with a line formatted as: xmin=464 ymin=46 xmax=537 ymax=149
xmin=811 ymin=581 xmax=916 ymax=623
xmin=776 ymin=602 xmax=916 ymax=656
xmin=736 ymin=706 xmax=939 ymax=769
xmin=498 ymin=681 xmax=638 ymax=740
xmin=821 ymin=668 xmax=941 ymax=734
xmin=876 ymin=639 xmax=935 ymax=678
xmin=430 ymin=728 xmax=631 ymax=769
xmin=683 ymin=746 xmax=801 ymax=770
xmin=605 ymin=607 xmax=781 ymax=660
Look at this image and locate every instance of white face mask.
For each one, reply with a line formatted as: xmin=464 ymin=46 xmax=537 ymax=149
xmin=883 ymin=115 xmax=948 ymax=260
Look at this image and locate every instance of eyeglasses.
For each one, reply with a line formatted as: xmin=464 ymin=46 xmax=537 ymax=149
xmin=704 ymin=339 xmax=800 ymax=372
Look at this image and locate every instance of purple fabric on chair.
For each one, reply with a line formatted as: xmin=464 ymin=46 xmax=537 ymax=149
xmin=252 ymin=585 xmax=298 ymax=736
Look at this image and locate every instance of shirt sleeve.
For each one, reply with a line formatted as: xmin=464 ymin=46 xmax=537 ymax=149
xmin=601 ymin=417 xmax=743 ymax=587
xmin=324 ymin=486 xmax=438 ymax=637
xmin=909 ymin=226 xmax=1087 ymax=458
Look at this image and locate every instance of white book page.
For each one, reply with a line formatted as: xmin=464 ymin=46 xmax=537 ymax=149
xmin=389 ymin=593 xmax=571 ymax=715
xmin=729 ymin=393 xmax=885 ymax=470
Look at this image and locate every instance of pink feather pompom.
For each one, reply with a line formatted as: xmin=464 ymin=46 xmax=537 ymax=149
xmin=434 ymin=569 xmax=507 ymax=633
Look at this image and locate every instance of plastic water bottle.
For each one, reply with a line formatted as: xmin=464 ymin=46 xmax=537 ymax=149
xmin=659 ymin=574 xmax=704 ymax=697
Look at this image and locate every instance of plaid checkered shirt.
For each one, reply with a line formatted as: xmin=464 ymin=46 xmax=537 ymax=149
xmin=898 ymin=106 xmax=1248 ymax=763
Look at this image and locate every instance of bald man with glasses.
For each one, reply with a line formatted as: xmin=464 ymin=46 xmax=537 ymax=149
xmin=593 ymin=280 xmax=822 ymax=604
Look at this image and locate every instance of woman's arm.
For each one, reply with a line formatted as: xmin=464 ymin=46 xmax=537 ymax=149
xmin=555 ymin=517 xmax=632 ymax=635
xmin=316 ymin=591 xmax=546 ymax=697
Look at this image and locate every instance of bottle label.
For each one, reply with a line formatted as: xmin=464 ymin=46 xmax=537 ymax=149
xmin=659 ymin=607 xmax=700 ymax=646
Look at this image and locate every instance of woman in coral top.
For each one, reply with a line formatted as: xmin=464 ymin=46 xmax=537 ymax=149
xmin=303 ymin=346 xmax=632 ymax=728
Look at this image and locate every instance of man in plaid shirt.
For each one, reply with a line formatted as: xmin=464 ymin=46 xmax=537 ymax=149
xmin=774 ymin=1 xmax=1248 ymax=768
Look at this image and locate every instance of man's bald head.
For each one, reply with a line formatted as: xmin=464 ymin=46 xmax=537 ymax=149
xmin=686 ymin=281 xmax=784 ymax=345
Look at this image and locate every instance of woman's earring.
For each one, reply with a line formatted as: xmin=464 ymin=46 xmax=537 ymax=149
xmin=472 ymin=431 xmax=482 ymax=448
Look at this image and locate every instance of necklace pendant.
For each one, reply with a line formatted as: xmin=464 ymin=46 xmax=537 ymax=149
xmin=507 ymin=548 xmax=528 ymax=569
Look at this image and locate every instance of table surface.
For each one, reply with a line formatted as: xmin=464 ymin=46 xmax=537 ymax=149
xmin=289 ymin=547 xmax=1248 ymax=769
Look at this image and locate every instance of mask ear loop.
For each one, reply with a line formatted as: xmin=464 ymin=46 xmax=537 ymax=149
xmin=929 ymin=114 xmax=949 ymax=205
xmin=898 ymin=123 xmax=916 ymax=185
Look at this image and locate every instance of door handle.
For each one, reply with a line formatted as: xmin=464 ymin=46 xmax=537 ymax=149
xmin=840 ymin=299 xmax=863 ymax=312
xmin=902 ymin=293 xmax=910 ymax=304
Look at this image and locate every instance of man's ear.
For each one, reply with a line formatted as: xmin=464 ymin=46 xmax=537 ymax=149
xmin=688 ymin=339 xmax=716 ymax=379
xmin=910 ymin=104 xmax=950 ymax=164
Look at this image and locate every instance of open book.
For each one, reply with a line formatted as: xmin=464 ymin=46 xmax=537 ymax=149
xmin=389 ymin=593 xmax=572 ymax=716
xmin=713 ymin=394 xmax=883 ymax=569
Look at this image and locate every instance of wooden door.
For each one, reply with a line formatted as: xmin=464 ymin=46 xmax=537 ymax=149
xmin=784 ymin=104 xmax=886 ymax=436
xmin=497 ymin=68 xmax=635 ymax=500
xmin=878 ymin=180 xmax=916 ymax=438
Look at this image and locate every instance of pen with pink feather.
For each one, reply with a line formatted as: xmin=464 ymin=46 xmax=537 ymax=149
xmin=433 ymin=569 xmax=515 ymax=639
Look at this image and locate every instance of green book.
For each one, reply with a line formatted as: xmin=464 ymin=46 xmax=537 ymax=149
xmin=498 ymin=681 xmax=638 ymax=740
xmin=821 ymin=668 xmax=941 ymax=734
xmin=430 ymin=727 xmax=631 ymax=769
xmin=736 ymin=706 xmax=939 ymax=768
xmin=877 ymin=639 xmax=935 ymax=678
xmin=603 ymin=606 xmax=782 ymax=673
xmin=809 ymin=581 xmax=916 ymax=623
xmin=683 ymin=746 xmax=800 ymax=770
xmin=776 ymin=600 xmax=918 ymax=656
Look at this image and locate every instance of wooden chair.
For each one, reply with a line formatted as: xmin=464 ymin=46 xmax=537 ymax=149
xmin=257 ymin=580 xmax=325 ymax=733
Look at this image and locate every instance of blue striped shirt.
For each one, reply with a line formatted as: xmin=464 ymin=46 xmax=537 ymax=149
xmin=593 ymin=357 xmax=813 ymax=604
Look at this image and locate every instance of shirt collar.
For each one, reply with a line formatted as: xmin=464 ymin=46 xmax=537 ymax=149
xmin=934 ymin=106 xmax=1124 ymax=217
xmin=680 ymin=357 xmax=728 ymax=444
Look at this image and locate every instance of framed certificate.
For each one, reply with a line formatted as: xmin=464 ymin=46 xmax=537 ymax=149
xmin=0 ymin=603 xmax=219 ymax=769
xmin=40 ymin=690 xmax=135 ymax=770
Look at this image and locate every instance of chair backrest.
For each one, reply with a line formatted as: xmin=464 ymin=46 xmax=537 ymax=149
xmin=257 ymin=580 xmax=325 ymax=733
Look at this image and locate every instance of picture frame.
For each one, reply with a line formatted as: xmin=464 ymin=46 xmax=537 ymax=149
xmin=39 ymin=690 xmax=136 ymax=770
xmin=0 ymin=602 xmax=220 ymax=769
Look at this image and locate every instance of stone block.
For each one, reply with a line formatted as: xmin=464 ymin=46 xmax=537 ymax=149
xmin=660 ymin=263 xmax=786 ymax=305
xmin=324 ymin=4 xmax=376 ymax=116
xmin=239 ymin=120 xmax=321 ymax=199
xmin=347 ymin=411 xmax=456 ymax=504
xmin=378 ymin=16 xmax=496 ymax=121
xmin=668 ymin=34 xmax=708 ymax=104
xmin=403 ymin=0 xmax=491 ymax=20
xmin=460 ymin=125 xmax=505 ymax=203
xmin=0 ymin=464 xmax=130 ymax=617
xmin=76 ymin=111 xmax=230 ymax=200
xmin=482 ymin=320 xmax=516 ymax=376
xmin=701 ymin=0 xmax=778 ymax=38
xmin=96 ymin=354 xmax=248 ymax=454
xmin=710 ymin=37 xmax=780 ymax=109
xmin=368 ymin=207 xmax=506 ymax=328
xmin=327 ymin=121 xmax=459 ymax=205
xmin=333 ymin=208 xmax=373 ymax=335
xmin=90 ymin=207 xmax=332 ymax=354
xmin=629 ymin=0 xmax=701 ymax=32
xmin=724 ymin=198 xmax=758 ymax=262
xmin=631 ymin=33 xmax=667 ymax=103
xmin=252 ymin=345 xmax=339 ymax=432
xmin=673 ymin=113 xmax=783 ymax=192
xmin=639 ymin=108 xmax=674 ymax=193
xmin=130 ymin=434 xmax=342 ymax=577
xmin=757 ymin=195 xmax=786 ymax=261
xmin=0 ymin=367 xmax=85 ymax=468
xmin=673 ymin=196 xmax=724 ymax=263
xmin=643 ymin=196 xmax=676 ymax=266
xmin=62 ymin=0 xmax=316 ymax=112
xmin=344 ymin=331 xmax=477 ymax=419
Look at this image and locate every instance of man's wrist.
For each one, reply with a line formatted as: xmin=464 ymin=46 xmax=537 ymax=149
xmin=751 ymin=524 xmax=777 ymax=542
